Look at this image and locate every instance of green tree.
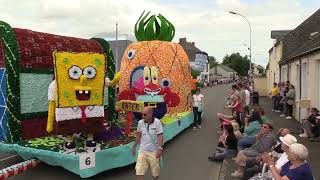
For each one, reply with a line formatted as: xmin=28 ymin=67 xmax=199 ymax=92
xmin=191 ymin=68 xmax=201 ymax=78
xmin=256 ymin=65 xmax=265 ymax=74
xmin=222 ymin=52 xmax=250 ymax=76
xmin=208 ymin=56 xmax=219 ymax=68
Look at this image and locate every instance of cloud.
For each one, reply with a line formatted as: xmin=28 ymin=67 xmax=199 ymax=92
xmin=0 ymin=0 xmax=318 ymax=67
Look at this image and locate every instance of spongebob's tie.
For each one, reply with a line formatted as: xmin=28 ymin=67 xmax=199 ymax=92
xmin=80 ymin=106 xmax=87 ymax=124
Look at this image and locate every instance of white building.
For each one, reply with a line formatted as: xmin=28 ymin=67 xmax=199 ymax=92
xmin=190 ymin=52 xmax=210 ymax=83
xmin=267 ymin=9 xmax=320 ymax=122
xmin=211 ymin=65 xmax=237 ymax=79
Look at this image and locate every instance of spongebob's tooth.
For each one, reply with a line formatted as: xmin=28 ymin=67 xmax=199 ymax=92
xmin=79 ymin=90 xmax=83 ymax=94
xmin=85 ymin=90 xmax=89 ymax=94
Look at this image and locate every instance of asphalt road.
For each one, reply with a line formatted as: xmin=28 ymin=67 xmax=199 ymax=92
xmin=2 ymin=84 xmax=232 ymax=180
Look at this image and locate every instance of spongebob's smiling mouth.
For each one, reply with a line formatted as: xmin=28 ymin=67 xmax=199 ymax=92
xmin=76 ymin=90 xmax=91 ymax=100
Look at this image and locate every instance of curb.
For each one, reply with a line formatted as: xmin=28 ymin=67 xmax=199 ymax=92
xmin=218 ymin=159 xmax=227 ymax=180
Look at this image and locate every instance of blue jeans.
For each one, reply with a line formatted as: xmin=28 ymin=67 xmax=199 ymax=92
xmin=272 ymin=96 xmax=278 ymax=110
xmin=214 ymin=147 xmax=237 ymax=160
xmin=193 ymin=107 xmax=202 ymax=127
xmin=238 ymin=136 xmax=256 ymax=150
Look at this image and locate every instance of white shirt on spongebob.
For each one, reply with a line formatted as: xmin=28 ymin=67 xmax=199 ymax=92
xmin=48 ymin=80 xmax=104 ymax=122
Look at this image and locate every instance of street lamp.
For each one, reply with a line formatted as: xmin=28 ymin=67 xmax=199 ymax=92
xmin=229 ymin=11 xmax=252 ymax=77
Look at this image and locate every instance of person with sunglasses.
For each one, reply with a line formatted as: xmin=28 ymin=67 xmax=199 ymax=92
xmin=231 ymin=120 xmax=276 ymax=178
xmin=132 ymin=107 xmax=164 ymax=180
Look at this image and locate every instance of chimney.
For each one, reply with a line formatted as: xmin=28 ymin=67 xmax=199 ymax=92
xmin=179 ymin=37 xmax=187 ymax=43
xmin=191 ymin=42 xmax=195 ymax=46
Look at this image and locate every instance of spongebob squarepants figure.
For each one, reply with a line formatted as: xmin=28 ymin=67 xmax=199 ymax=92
xmin=46 ymin=52 xmax=120 ymax=149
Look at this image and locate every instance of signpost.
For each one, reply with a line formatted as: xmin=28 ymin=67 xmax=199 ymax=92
xmin=116 ymin=100 xmax=145 ymax=135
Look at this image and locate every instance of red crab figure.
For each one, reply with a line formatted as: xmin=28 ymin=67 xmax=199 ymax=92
xmin=118 ymin=66 xmax=180 ymax=119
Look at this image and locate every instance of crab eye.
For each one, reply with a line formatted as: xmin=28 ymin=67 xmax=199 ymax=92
xmin=144 ymin=67 xmax=151 ymax=85
xmin=127 ymin=50 xmax=135 ymax=60
xmin=151 ymin=67 xmax=158 ymax=84
xmin=68 ymin=66 xmax=82 ymax=80
xmin=160 ymin=78 xmax=171 ymax=88
xmin=83 ymin=66 xmax=97 ymax=79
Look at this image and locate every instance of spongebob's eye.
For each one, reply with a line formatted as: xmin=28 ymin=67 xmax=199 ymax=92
xmin=127 ymin=50 xmax=135 ymax=60
xmin=68 ymin=66 xmax=82 ymax=80
xmin=83 ymin=66 xmax=97 ymax=79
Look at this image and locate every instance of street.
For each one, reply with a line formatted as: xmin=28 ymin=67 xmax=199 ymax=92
xmin=1 ymin=84 xmax=231 ymax=180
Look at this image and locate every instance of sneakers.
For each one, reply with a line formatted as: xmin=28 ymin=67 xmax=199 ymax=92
xmin=193 ymin=127 xmax=197 ymax=130
xmin=208 ymin=155 xmax=215 ymax=161
xmin=285 ymin=116 xmax=292 ymax=120
xmin=231 ymin=170 xmax=243 ymax=178
xmin=275 ymin=110 xmax=281 ymax=112
xmin=272 ymin=109 xmax=275 ymax=112
xmin=86 ymin=140 xmax=97 ymax=147
xmin=310 ymin=137 xmax=320 ymax=142
xmin=64 ymin=141 xmax=76 ymax=149
xmin=198 ymin=125 xmax=202 ymax=129
xmin=280 ymin=114 xmax=286 ymax=117
xmin=299 ymin=133 xmax=308 ymax=138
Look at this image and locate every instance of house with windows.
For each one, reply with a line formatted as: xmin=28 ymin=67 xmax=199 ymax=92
xmin=267 ymin=9 xmax=320 ymax=122
xmin=211 ymin=65 xmax=237 ymax=78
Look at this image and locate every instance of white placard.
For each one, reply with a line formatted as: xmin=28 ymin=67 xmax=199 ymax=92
xmin=79 ymin=152 xmax=96 ymax=170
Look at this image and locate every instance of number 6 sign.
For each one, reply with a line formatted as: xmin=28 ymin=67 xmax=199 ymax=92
xmin=79 ymin=152 xmax=96 ymax=170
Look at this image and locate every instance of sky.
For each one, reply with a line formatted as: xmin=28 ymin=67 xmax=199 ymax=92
xmin=0 ymin=0 xmax=319 ymax=67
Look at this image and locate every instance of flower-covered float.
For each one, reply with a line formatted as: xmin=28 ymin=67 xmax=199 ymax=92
xmin=0 ymin=11 xmax=193 ymax=178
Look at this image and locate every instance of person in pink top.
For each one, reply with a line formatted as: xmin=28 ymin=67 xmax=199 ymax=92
xmin=224 ymin=95 xmax=244 ymax=129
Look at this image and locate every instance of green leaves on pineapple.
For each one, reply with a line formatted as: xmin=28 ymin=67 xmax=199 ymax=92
xmin=135 ymin=11 xmax=175 ymax=42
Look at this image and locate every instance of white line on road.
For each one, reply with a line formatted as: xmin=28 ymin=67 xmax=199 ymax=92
xmin=0 ymin=155 xmax=19 ymax=162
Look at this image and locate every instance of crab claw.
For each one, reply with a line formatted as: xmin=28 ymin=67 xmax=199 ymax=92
xmin=118 ymin=90 xmax=136 ymax=101
xmin=164 ymin=92 xmax=180 ymax=107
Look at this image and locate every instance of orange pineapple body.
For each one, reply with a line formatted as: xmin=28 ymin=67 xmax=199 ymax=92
xmin=119 ymin=40 xmax=192 ymax=115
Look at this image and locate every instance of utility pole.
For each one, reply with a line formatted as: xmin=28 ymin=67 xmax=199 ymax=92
xmin=229 ymin=11 xmax=252 ymax=78
xmin=115 ymin=22 xmax=119 ymax=72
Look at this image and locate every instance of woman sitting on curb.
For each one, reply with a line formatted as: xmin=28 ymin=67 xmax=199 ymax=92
xmin=224 ymin=95 xmax=244 ymax=129
xmin=299 ymin=107 xmax=319 ymax=138
xmin=208 ymin=124 xmax=238 ymax=161
xmin=238 ymin=108 xmax=262 ymax=150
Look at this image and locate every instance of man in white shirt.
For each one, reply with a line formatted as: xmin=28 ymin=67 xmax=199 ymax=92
xmin=244 ymin=87 xmax=251 ymax=115
xmin=132 ymin=107 xmax=164 ymax=180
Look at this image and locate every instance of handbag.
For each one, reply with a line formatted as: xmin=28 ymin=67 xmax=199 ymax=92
xmin=287 ymin=99 xmax=294 ymax=105
xmin=198 ymin=102 xmax=203 ymax=112
xmin=249 ymin=163 xmax=273 ymax=180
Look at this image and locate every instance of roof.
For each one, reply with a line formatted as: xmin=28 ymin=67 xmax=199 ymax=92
xmin=271 ymin=30 xmax=291 ymax=39
xmin=280 ymin=9 xmax=320 ymax=64
xmin=8 ymin=28 xmax=103 ymax=70
xmin=256 ymin=65 xmax=265 ymax=69
xmin=283 ymin=32 xmax=320 ymax=62
xmin=217 ymin=65 xmax=236 ymax=72
xmin=178 ymin=41 xmax=201 ymax=62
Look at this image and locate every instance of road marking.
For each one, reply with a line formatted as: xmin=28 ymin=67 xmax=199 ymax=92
xmin=0 ymin=155 xmax=19 ymax=162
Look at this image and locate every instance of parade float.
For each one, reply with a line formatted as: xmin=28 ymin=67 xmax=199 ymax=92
xmin=0 ymin=11 xmax=193 ymax=178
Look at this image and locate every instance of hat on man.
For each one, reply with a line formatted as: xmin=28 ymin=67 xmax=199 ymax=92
xmin=262 ymin=119 xmax=274 ymax=129
xmin=279 ymin=134 xmax=297 ymax=147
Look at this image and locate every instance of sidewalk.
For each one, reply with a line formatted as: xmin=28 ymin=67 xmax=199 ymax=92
xmin=219 ymin=97 xmax=320 ymax=180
